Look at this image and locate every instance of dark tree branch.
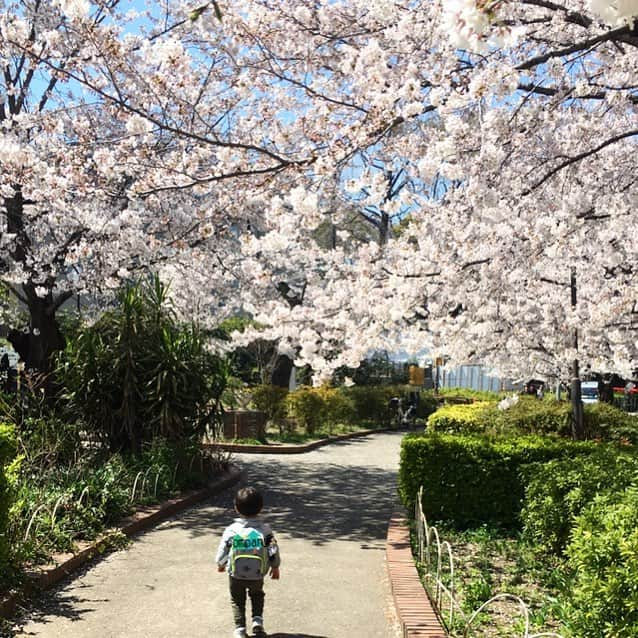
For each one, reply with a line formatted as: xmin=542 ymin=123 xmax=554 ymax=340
xmin=524 ymin=129 xmax=638 ymax=193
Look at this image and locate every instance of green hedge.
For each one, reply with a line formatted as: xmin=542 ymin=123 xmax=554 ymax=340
xmin=565 ymin=487 xmax=638 ymax=637
xmin=520 ymin=447 xmax=638 ymax=555
xmin=0 ymin=422 xmax=17 ymax=570
xmin=584 ymin=401 xmax=638 ymax=443
xmin=399 ymin=433 xmax=597 ymax=528
xmin=427 ymin=402 xmax=493 ymax=433
xmin=492 ymin=398 xmax=572 ymax=436
xmin=427 ymin=396 xmax=637 ymax=440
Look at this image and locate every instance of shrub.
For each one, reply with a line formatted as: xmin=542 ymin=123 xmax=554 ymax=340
xmin=565 ymin=487 xmax=638 ymax=637
xmin=427 ymin=396 xmax=575 ymax=437
xmin=0 ymin=423 xmax=17 ymax=573
xmin=520 ymin=447 xmax=638 ymax=555
xmin=17 ymin=415 xmax=82 ymax=470
xmin=399 ymin=433 xmax=596 ymax=528
xmin=492 ymin=397 xmax=572 ymax=436
xmin=427 ymin=402 xmax=493 ymax=433
xmin=6 ymin=438 xmax=227 ymax=571
xmin=316 ymin=387 xmax=357 ymax=432
xmin=437 ymin=387 xmax=506 ymax=402
xmin=250 ymin=384 xmax=288 ymax=424
xmin=57 ymin=275 xmax=228 ymax=452
xmin=584 ymin=401 xmax=638 ymax=443
xmin=285 ymin=387 xmax=325 ymax=434
xmin=341 ymin=385 xmax=399 ymax=425
xmin=414 ymin=393 xmax=440 ymax=420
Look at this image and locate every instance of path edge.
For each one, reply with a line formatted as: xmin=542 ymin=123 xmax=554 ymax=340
xmin=386 ymin=513 xmax=447 ymax=637
xmin=209 ymin=425 xmax=406 ymax=454
xmin=0 ymin=464 xmax=242 ymax=620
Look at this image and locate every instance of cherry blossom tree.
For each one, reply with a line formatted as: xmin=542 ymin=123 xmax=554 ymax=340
xmin=3 ymin=0 xmax=638 ymax=428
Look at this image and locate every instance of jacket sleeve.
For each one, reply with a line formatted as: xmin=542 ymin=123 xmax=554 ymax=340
xmin=215 ymin=526 xmax=233 ymax=567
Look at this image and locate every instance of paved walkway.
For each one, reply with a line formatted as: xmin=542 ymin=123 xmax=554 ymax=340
xmin=10 ymin=432 xmax=404 ymax=638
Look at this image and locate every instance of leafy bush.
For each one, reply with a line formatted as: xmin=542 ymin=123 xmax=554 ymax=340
xmin=316 ymin=386 xmax=357 ymax=432
xmin=16 ymin=415 xmax=82 ymax=470
xmin=437 ymin=387 xmax=506 ymax=402
xmin=340 ymin=385 xmax=397 ymax=425
xmin=249 ymin=384 xmax=289 ymax=425
xmin=427 ymin=396 xmax=576 ymax=437
xmin=427 ymin=402 xmax=493 ymax=433
xmin=584 ymin=401 xmax=638 ymax=443
xmin=0 ymin=423 xmax=16 ymax=574
xmin=565 ymin=487 xmax=638 ymax=637
xmin=285 ymin=387 xmax=325 ymax=434
xmin=282 ymin=384 xmax=432 ymax=434
xmin=492 ymin=397 xmax=572 ymax=436
xmin=6 ymin=438 xmax=228 ymax=571
xmin=399 ymin=433 xmax=596 ymax=528
xmin=520 ymin=447 xmax=638 ymax=555
xmin=57 ymin=276 xmax=228 ymax=452
xmin=415 ymin=393 xmax=440 ymax=420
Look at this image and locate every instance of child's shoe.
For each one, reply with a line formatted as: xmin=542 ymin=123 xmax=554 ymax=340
xmin=252 ymin=616 xmax=266 ymax=636
xmin=233 ymin=628 xmax=247 ymax=638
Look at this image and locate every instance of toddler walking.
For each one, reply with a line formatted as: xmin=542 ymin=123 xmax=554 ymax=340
xmin=216 ymin=487 xmax=281 ymax=638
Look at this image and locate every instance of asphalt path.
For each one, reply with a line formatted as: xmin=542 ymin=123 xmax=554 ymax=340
xmin=9 ymin=432 xmax=405 ymax=638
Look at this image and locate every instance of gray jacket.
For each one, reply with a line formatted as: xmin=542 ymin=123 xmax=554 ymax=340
xmin=216 ymin=517 xmax=281 ymax=579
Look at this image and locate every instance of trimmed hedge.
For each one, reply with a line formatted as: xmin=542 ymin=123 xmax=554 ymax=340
xmin=565 ymin=487 xmax=638 ymax=638
xmin=427 ymin=402 xmax=493 ymax=433
xmin=0 ymin=422 xmax=17 ymax=570
xmin=520 ymin=447 xmax=638 ymax=555
xmin=492 ymin=397 xmax=572 ymax=436
xmin=427 ymin=395 xmax=638 ymax=441
xmin=584 ymin=401 xmax=638 ymax=443
xmin=399 ymin=433 xmax=597 ymax=528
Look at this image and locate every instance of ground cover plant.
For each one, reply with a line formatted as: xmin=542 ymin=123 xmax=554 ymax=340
xmin=0 ymin=277 xmax=233 ymax=594
xmin=403 ymin=392 xmax=638 ymax=637
xmin=414 ymin=522 xmax=570 ymax=637
xmin=1 ymin=420 xmax=230 ymax=593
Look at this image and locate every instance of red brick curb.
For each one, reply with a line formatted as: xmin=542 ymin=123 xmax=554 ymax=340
xmin=208 ymin=426 xmax=401 ymax=454
xmin=0 ymin=464 xmax=242 ymax=620
xmin=386 ymin=513 xmax=447 ymax=637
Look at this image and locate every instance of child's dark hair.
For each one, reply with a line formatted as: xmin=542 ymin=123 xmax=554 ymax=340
xmin=234 ymin=486 xmax=263 ymax=517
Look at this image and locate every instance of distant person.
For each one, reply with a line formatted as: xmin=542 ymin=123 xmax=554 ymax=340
xmin=216 ymin=486 xmax=281 ymax=638
xmin=536 ymin=384 xmax=544 ymax=400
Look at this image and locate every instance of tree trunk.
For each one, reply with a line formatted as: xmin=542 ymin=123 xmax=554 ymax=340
xmin=271 ymin=354 xmax=293 ymax=389
xmin=570 ymin=268 xmax=585 ymax=440
xmin=8 ymin=287 xmax=67 ymax=393
xmin=571 ymin=358 xmax=585 ymax=440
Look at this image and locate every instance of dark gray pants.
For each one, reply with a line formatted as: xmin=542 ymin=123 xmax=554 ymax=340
xmin=229 ymin=576 xmax=265 ymax=629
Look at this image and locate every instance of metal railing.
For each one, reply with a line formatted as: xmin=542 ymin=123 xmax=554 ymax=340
xmin=414 ymin=487 xmax=564 ymax=638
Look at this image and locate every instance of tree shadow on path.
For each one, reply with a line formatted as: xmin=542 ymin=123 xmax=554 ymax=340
xmin=173 ymin=444 xmax=401 ymax=547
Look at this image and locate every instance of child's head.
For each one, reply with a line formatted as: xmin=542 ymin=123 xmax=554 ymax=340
xmin=234 ymin=486 xmax=263 ymax=517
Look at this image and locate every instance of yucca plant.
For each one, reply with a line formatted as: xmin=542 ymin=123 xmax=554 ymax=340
xmin=56 ymin=275 xmax=228 ymax=452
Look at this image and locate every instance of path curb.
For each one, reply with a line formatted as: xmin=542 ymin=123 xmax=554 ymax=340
xmin=0 ymin=464 xmax=242 ymax=620
xmin=386 ymin=513 xmax=446 ymax=637
xmin=208 ymin=426 xmax=402 ymax=454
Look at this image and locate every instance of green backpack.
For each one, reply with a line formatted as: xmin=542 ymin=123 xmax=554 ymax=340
xmin=229 ymin=526 xmax=269 ymax=580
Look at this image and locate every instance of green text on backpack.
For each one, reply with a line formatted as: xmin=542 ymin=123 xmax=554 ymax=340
xmin=229 ymin=528 xmax=268 ymax=580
